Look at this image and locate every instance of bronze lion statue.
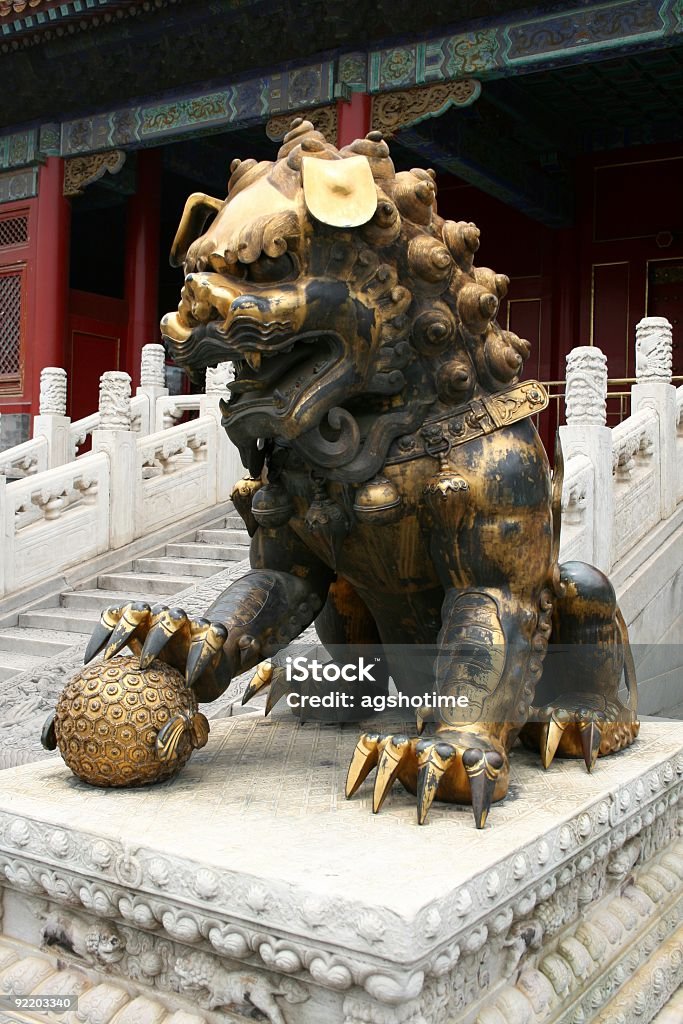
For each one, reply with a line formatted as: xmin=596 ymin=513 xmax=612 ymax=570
xmin=84 ymin=119 xmax=639 ymax=827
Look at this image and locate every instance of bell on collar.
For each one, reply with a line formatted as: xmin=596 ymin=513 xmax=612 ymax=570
xmin=305 ymin=479 xmax=349 ymax=567
xmin=424 ymin=454 xmax=469 ymax=500
xmin=231 ymin=476 xmax=263 ymax=537
xmin=251 ymin=481 xmax=293 ymax=529
xmin=352 ymin=476 xmax=402 ymax=525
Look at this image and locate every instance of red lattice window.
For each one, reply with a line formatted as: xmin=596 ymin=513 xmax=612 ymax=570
xmin=0 ymin=213 xmax=29 ymax=250
xmin=0 ymin=265 xmax=24 ymax=391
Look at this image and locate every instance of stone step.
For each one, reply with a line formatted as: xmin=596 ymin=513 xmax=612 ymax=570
xmin=196 ymin=528 xmax=251 ymax=546
xmin=19 ymin=606 xmax=102 ymax=633
xmin=223 ymin=514 xmax=246 ymax=528
xmin=0 ymin=625 xmax=88 ymax=656
xmin=0 ymin=649 xmax=52 ymax=680
xmin=96 ymin=572 xmax=194 ymax=595
xmin=60 ymin=589 xmax=153 ymax=612
xmin=165 ymin=541 xmax=247 ymax=562
xmin=133 ymin=556 xmax=230 ymax=578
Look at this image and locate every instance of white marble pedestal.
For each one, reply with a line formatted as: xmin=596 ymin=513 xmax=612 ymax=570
xmin=0 ymin=716 xmax=681 ymax=1024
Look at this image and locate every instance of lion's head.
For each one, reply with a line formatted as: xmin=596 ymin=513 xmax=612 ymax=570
xmin=162 ymin=119 xmax=531 ymax=481
xmin=85 ymin=925 xmax=125 ymax=964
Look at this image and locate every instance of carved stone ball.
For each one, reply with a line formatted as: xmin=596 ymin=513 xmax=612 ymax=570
xmin=54 ymin=657 xmax=197 ymax=787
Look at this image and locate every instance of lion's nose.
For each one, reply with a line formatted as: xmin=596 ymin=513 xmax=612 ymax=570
xmin=231 ymin=295 xmax=269 ymax=314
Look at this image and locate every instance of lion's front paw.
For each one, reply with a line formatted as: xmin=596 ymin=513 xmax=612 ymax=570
xmin=345 ymin=730 xmax=508 ymax=828
xmin=519 ymin=691 xmax=640 ymax=772
xmin=84 ymin=602 xmax=234 ymax=699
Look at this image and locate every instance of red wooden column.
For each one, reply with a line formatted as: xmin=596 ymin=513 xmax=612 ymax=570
xmin=337 ymin=92 xmax=372 ymax=148
xmin=124 ymin=148 xmax=161 ymax=388
xmin=31 ymin=157 xmax=71 ymax=417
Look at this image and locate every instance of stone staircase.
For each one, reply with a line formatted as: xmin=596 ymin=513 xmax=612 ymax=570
xmin=0 ymin=507 xmax=250 ymax=682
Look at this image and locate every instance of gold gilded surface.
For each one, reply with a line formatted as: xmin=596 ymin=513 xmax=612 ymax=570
xmin=51 ymin=657 xmax=207 ymax=787
xmin=77 ymin=120 xmax=639 ymax=828
xmin=302 ymin=153 xmax=378 ymax=227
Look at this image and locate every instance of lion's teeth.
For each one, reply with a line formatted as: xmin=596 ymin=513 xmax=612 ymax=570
xmin=245 ymin=352 xmax=262 ymax=371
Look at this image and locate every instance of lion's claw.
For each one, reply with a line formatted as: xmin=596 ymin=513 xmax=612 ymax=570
xmin=240 ymin=661 xmax=293 ymax=715
xmin=521 ymin=694 xmax=637 ymax=772
xmin=103 ymin=602 xmax=150 ymax=660
xmin=578 ymin=717 xmax=603 ymax=772
xmin=346 ymin=733 xmax=383 ymax=797
xmin=83 ymin=604 xmax=124 ymax=664
xmin=264 ymin=670 xmax=294 ymax=716
xmin=373 ymin=734 xmax=410 ymax=813
xmin=139 ymin=605 xmax=187 ymax=668
xmin=186 ymin=620 xmax=228 ymax=688
xmin=85 ymin=602 xmax=232 ymax=698
xmin=461 ymin=748 xmax=505 ymax=828
xmin=415 ymin=739 xmax=457 ymax=825
xmin=346 ymin=731 xmax=509 ymax=828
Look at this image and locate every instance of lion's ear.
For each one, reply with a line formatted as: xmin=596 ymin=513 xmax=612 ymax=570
xmin=302 ymin=155 xmax=377 ymax=228
xmin=170 ymin=192 xmax=225 ymax=267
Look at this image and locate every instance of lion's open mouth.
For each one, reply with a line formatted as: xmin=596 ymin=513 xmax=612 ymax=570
xmin=226 ymin=332 xmax=339 ymax=411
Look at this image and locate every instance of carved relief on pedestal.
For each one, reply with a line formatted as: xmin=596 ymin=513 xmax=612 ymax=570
xmin=565 ymin=346 xmax=608 ymax=426
xmin=38 ymin=366 xmax=67 ymax=416
xmin=98 ymin=370 xmax=132 ymax=430
xmin=173 ymin=951 xmax=308 ymax=1023
xmin=42 ymin=909 xmax=125 ymax=967
xmin=635 ymin=316 xmax=673 ymax=383
xmin=63 ymin=150 xmax=125 ymax=198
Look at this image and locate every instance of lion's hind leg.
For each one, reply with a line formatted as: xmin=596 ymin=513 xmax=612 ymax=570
xmin=521 ymin=560 xmax=639 ymax=770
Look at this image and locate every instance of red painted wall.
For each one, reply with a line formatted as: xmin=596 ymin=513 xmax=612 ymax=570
xmin=436 ymin=141 xmax=683 ymax=450
xmin=67 ymin=290 xmax=128 ymax=422
xmin=0 ymin=198 xmax=37 ymax=422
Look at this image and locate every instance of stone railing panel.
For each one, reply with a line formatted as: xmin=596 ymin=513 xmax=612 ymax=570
xmin=155 ymin=394 xmax=202 ymax=431
xmin=71 ymin=394 xmax=153 ymax=456
xmin=136 ymin=416 xmax=217 ymax=534
xmin=3 ymin=452 xmax=110 ymax=594
xmin=69 ymin=411 xmax=100 ymax=457
xmin=558 ymin=453 xmax=593 ymax=563
xmin=0 ymin=435 xmax=48 ymax=479
xmin=129 ymin=392 xmax=150 ymax=435
xmin=611 ymin=407 xmax=660 ymax=564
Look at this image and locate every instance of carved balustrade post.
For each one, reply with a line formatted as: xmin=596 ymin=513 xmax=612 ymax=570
xmin=201 ymin=362 xmax=241 ymax=503
xmin=33 ymin=367 xmax=71 ymax=468
xmin=91 ymin=371 xmax=136 ymax=548
xmin=137 ymin=343 xmax=168 ymax=435
xmin=631 ymin=317 xmax=677 ymax=519
xmin=560 ymin=346 xmax=613 ymax=572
